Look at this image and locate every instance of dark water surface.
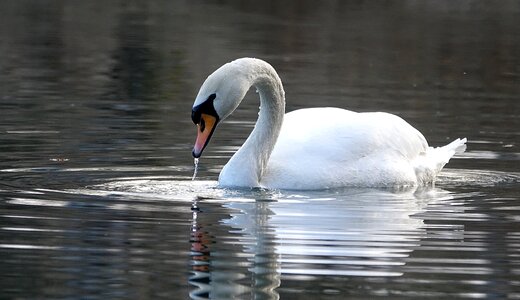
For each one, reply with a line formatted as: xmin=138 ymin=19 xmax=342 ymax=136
xmin=1 ymin=1 xmax=520 ymax=299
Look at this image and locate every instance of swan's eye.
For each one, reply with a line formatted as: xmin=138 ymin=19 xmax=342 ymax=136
xmin=207 ymin=93 xmax=216 ymax=102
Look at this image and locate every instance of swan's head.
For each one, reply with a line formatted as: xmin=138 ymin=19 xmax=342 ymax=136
xmin=191 ymin=59 xmax=253 ymax=158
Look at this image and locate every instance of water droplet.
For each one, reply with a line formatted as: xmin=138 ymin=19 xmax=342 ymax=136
xmin=192 ymin=158 xmax=199 ymax=180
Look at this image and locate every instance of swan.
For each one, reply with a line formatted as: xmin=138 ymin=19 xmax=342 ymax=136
xmin=191 ymin=58 xmax=466 ymax=190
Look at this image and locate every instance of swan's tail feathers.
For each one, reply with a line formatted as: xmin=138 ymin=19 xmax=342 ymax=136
xmin=433 ymin=137 xmax=467 ymax=167
xmin=415 ymin=138 xmax=467 ymax=185
xmin=446 ymin=137 xmax=467 ymax=155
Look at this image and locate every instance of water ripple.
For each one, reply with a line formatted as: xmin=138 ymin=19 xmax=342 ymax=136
xmin=437 ymin=168 xmax=520 ymax=187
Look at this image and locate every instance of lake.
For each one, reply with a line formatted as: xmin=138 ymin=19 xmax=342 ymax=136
xmin=1 ymin=1 xmax=519 ymax=299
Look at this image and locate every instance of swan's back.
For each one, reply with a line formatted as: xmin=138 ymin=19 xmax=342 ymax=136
xmin=262 ymin=107 xmax=458 ymax=189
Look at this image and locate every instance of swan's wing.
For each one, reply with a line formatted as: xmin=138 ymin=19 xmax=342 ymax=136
xmin=273 ymin=107 xmax=428 ymax=162
xmin=263 ymin=108 xmax=428 ymax=188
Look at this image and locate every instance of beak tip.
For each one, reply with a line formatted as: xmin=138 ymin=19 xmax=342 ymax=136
xmin=192 ymin=149 xmax=202 ymax=158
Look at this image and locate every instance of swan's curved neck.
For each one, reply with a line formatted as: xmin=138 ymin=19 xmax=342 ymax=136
xmin=219 ymin=62 xmax=285 ymax=188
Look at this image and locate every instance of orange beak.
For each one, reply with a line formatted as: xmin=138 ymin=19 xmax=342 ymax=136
xmin=193 ymin=113 xmax=218 ymax=158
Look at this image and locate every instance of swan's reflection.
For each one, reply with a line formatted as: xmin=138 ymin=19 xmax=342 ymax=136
xmin=188 ymin=187 xmax=459 ymax=299
xmin=189 ymin=199 xmax=280 ymax=300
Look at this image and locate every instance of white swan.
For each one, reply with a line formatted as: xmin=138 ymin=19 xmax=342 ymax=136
xmin=191 ymin=58 xmax=466 ymax=190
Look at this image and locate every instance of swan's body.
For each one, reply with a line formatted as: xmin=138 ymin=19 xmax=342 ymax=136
xmin=191 ymin=58 xmax=466 ymax=190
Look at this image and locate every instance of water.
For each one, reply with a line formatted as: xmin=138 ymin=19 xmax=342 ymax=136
xmin=192 ymin=158 xmax=199 ymax=181
xmin=1 ymin=1 xmax=519 ymax=299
